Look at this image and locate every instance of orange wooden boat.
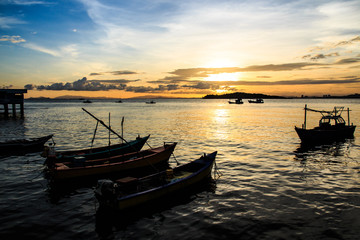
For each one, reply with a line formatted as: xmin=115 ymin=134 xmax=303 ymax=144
xmin=46 ymin=142 xmax=177 ymax=181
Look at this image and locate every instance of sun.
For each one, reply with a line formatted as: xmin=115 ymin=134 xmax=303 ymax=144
xmin=201 ymin=58 xmax=241 ymax=81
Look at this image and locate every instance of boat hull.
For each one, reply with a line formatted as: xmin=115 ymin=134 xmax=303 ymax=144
xmin=47 ymin=143 xmax=176 ymax=181
xmin=0 ymin=135 xmax=53 ymax=155
xmin=96 ymin=151 xmax=217 ymax=211
xmin=52 ymin=135 xmax=150 ymax=162
xmin=295 ymin=126 xmax=356 ymax=144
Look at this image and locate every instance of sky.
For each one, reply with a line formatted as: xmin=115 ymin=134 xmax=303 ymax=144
xmin=0 ymin=0 xmax=360 ymax=98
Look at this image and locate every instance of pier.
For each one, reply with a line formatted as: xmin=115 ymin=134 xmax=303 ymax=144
xmin=0 ymin=89 xmax=27 ymax=118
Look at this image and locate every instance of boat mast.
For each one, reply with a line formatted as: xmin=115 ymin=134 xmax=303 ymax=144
xmin=108 ymin=112 xmax=111 ymax=146
xmin=303 ymin=104 xmax=307 ymax=129
xmin=348 ymin=108 xmax=350 ymax=126
xmin=82 ymin=108 xmax=129 ymax=144
xmin=121 ymin=116 xmax=124 ymax=144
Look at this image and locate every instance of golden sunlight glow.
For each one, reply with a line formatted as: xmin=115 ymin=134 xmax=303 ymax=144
xmin=215 ymin=89 xmax=228 ymax=94
xmin=204 ymin=59 xmax=238 ymax=68
xmin=205 ymin=72 xmax=241 ymax=81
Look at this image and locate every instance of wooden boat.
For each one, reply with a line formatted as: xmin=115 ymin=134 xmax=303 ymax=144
xmin=46 ymin=142 xmax=177 ymax=181
xmin=94 ymin=151 xmax=217 ymax=211
xmin=248 ymin=98 xmax=264 ymax=103
xmin=0 ymin=134 xmax=53 ymax=155
xmin=44 ymin=135 xmax=150 ymax=164
xmin=228 ymin=98 xmax=243 ymax=104
xmin=295 ymin=105 xmax=356 ymax=144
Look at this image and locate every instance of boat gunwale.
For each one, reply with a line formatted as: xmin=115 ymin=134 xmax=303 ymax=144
xmin=57 ymin=135 xmax=150 ymax=157
xmin=54 ymin=142 xmax=177 ymax=170
xmin=114 ymin=152 xmax=216 ymax=201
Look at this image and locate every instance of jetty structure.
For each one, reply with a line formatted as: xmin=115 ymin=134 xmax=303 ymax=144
xmin=0 ymin=89 xmax=27 ymax=118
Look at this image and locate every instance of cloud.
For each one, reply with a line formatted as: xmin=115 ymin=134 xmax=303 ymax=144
xmin=25 ymin=77 xmax=130 ymax=91
xmin=159 ymin=63 xmax=324 ymax=83
xmin=302 ymin=53 xmax=340 ymax=61
xmin=335 ymin=36 xmax=360 ymax=47
xmin=125 ymin=84 xmax=180 ymax=93
xmin=109 ymin=70 xmax=137 ymax=75
xmin=1 ymin=0 xmax=54 ymax=5
xmin=22 ymin=43 xmax=60 ymax=57
xmin=126 ymin=76 xmax=360 ymax=94
xmin=90 ymin=70 xmax=138 ymax=76
xmin=335 ymin=57 xmax=360 ymax=64
xmin=91 ymin=79 xmax=139 ymax=84
xmin=24 ymin=84 xmax=34 ymax=90
xmin=157 ymin=59 xmax=360 ymax=85
xmin=0 ymin=35 xmax=26 ymax=43
xmin=182 ymin=81 xmax=219 ymax=90
xmin=206 ymin=77 xmax=360 ymax=86
xmin=309 ymin=35 xmax=360 ymax=52
xmin=0 ymin=16 xmax=26 ymax=29
xmin=1 ymin=84 xmax=13 ymax=89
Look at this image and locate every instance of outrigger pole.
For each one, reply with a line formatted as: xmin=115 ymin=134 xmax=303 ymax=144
xmin=303 ymin=104 xmax=307 ymax=129
xmin=82 ymin=108 xmax=129 ymax=144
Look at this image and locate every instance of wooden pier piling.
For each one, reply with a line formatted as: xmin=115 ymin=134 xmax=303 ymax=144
xmin=0 ymin=89 xmax=27 ymax=118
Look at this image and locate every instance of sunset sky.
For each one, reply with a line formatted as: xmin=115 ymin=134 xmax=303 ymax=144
xmin=1 ymin=0 xmax=360 ymax=98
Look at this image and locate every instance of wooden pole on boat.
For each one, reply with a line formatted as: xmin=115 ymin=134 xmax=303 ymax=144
xmin=304 ymin=104 xmax=307 ymax=129
xmin=121 ymin=116 xmax=124 ymax=144
xmin=82 ymin=108 xmax=129 ymax=144
xmin=347 ymin=108 xmax=350 ymax=126
xmin=108 ymin=112 xmax=111 ymax=146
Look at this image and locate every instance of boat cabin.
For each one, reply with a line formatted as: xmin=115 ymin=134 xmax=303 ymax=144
xmin=318 ymin=115 xmax=346 ymax=129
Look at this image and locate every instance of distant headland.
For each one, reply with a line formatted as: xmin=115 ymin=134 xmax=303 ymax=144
xmin=202 ymin=92 xmax=360 ymax=99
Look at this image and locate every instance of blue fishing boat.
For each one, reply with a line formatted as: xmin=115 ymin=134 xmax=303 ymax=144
xmin=95 ymin=151 xmax=217 ymax=210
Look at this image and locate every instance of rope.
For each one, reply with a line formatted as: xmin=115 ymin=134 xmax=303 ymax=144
xmin=51 ymin=136 xmax=56 ymax=146
xmin=172 ymin=153 xmax=180 ymax=165
xmin=145 ymin=141 xmax=153 ymax=149
xmin=213 ymin=159 xmax=223 ymax=181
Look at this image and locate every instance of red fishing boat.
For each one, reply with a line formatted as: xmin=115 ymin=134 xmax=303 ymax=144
xmin=46 ymin=142 xmax=177 ymax=181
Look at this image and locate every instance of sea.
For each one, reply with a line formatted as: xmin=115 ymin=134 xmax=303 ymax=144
xmin=0 ymin=98 xmax=359 ymax=240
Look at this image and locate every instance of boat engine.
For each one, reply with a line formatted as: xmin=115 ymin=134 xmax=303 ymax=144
xmin=95 ymin=179 xmax=117 ymax=200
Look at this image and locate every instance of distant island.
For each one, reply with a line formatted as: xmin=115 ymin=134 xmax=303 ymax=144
xmin=203 ymin=92 xmax=360 ymax=99
xmin=203 ymin=92 xmax=286 ymax=99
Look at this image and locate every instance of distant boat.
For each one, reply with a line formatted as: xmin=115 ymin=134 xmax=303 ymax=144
xmin=83 ymin=100 xmax=92 ymax=103
xmin=95 ymin=151 xmax=217 ymax=211
xmin=248 ymin=98 xmax=264 ymax=103
xmin=228 ymin=98 xmax=243 ymax=104
xmin=0 ymin=135 xmax=53 ymax=155
xmin=295 ymin=105 xmax=356 ymax=144
xmin=115 ymin=100 xmax=122 ymax=103
xmin=146 ymin=100 xmax=156 ymax=104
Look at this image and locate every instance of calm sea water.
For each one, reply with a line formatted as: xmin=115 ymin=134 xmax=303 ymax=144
xmin=0 ymin=98 xmax=359 ymax=240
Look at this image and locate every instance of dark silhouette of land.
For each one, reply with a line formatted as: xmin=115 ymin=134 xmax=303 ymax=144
xmin=203 ymin=92 xmax=285 ymax=99
xmin=202 ymin=92 xmax=360 ymax=99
